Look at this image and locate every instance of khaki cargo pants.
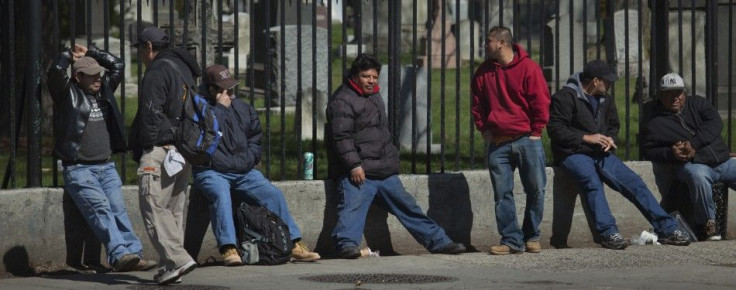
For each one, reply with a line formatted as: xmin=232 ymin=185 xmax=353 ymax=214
xmin=137 ymin=146 xmax=194 ymax=270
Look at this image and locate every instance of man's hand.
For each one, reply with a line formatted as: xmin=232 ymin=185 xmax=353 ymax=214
xmin=350 ymin=166 xmax=366 ymax=186
xmin=482 ymin=129 xmax=494 ymax=143
xmin=672 ymin=141 xmax=694 ymax=161
xmin=583 ymin=134 xmax=617 ymax=152
xmin=215 ymin=90 xmax=232 ymax=107
xmin=70 ymin=44 xmax=87 ymax=62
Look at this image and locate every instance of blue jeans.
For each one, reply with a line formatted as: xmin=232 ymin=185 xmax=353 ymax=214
xmin=192 ymin=168 xmax=302 ymax=249
xmin=667 ymin=158 xmax=736 ymax=225
xmin=63 ymin=162 xmax=143 ymax=266
xmin=561 ymin=153 xmax=678 ymax=236
xmin=332 ymin=175 xmax=452 ymax=252
xmin=487 ymin=136 xmax=546 ymax=251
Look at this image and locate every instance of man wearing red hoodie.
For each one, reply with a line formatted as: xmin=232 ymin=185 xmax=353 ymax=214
xmin=471 ymin=26 xmax=550 ymax=255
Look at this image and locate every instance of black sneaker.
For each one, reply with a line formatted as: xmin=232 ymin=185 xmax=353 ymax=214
xmin=337 ymin=246 xmax=361 ymax=259
xmin=600 ymin=233 xmax=628 ymax=250
xmin=432 ymin=242 xmax=466 ymax=255
xmin=659 ymin=230 xmax=691 ymax=246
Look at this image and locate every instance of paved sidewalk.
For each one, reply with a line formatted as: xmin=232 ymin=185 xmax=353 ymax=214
xmin=2 ymin=240 xmax=735 ymax=289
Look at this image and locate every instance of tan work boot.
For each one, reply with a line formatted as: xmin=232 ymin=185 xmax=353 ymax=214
xmin=525 ymin=241 xmax=541 ymax=253
xmin=291 ymin=240 xmax=321 ymax=262
xmin=489 ymin=244 xmax=522 ymax=255
xmin=221 ymin=245 xmax=243 ymax=266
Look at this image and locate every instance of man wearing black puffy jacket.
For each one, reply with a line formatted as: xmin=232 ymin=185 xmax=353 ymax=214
xmin=192 ymin=64 xmax=320 ymax=266
xmin=643 ymin=72 xmax=736 ymax=241
xmin=325 ymin=54 xmax=466 ymax=259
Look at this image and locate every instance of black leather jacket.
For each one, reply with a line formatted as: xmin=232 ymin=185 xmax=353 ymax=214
xmin=47 ymin=45 xmax=126 ymax=162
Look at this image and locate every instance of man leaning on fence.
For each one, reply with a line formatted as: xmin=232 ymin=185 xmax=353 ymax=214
xmin=547 ymin=60 xmax=691 ymax=250
xmin=470 ymin=26 xmax=550 ymax=255
xmin=325 ymin=53 xmax=466 ymax=259
xmin=643 ymin=72 xmax=736 ymax=241
xmin=192 ymin=64 xmax=320 ymax=266
xmin=128 ymin=25 xmax=198 ymax=285
xmin=47 ymin=43 xmax=157 ymax=272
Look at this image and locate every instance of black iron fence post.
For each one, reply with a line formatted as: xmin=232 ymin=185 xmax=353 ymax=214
xmin=26 ymin=0 xmax=42 ymax=187
xmin=388 ymin=0 xmax=401 ymax=150
xmin=705 ymin=0 xmax=718 ymax=108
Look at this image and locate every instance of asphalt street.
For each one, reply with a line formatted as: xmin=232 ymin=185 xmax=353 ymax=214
xmin=1 ymin=240 xmax=735 ymax=289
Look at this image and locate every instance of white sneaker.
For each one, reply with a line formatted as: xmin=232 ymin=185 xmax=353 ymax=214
xmin=706 ymin=235 xmax=722 ymax=241
xmin=153 ymin=267 xmax=182 ymax=284
xmin=156 ymin=260 xmax=197 ymax=285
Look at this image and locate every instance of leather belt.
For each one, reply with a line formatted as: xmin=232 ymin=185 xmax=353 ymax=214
xmin=62 ymin=159 xmax=111 ymax=166
xmin=494 ymin=134 xmax=527 ymax=145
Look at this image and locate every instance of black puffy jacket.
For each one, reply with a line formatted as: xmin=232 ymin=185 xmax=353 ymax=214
xmin=643 ymin=95 xmax=730 ymax=166
xmin=128 ymin=47 xmax=201 ymax=161
xmin=47 ymin=45 xmax=126 ymax=162
xmin=325 ymin=79 xmax=400 ymax=179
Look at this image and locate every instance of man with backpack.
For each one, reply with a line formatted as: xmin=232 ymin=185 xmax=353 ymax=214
xmin=48 ymin=43 xmax=156 ymax=273
xmin=326 ymin=54 xmax=466 ymax=258
xmin=129 ymin=25 xmax=198 ymax=284
xmin=192 ymin=64 xmax=321 ymax=266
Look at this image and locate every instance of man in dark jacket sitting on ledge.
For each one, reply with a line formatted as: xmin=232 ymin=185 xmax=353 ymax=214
xmin=547 ymin=60 xmax=691 ymax=250
xmin=325 ymin=54 xmax=466 ymax=259
xmin=192 ymin=65 xmax=320 ymax=266
xmin=643 ymin=72 xmax=736 ymax=241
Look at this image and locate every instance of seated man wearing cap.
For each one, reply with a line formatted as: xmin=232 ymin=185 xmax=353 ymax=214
xmin=191 ymin=65 xmax=321 ymax=266
xmin=548 ymin=60 xmax=691 ymax=250
xmin=643 ymin=72 xmax=736 ymax=241
xmin=47 ymin=44 xmax=156 ymax=272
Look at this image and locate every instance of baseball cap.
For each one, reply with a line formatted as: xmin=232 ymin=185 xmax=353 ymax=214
xmin=72 ymin=56 xmax=105 ymax=75
xmin=204 ymin=65 xmax=239 ymax=90
xmin=582 ymin=60 xmax=619 ymax=83
xmin=131 ymin=26 xmax=170 ymax=47
xmin=659 ymin=73 xmax=685 ymax=91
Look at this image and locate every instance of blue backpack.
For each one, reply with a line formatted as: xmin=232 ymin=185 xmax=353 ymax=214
xmin=162 ymin=59 xmax=221 ymax=166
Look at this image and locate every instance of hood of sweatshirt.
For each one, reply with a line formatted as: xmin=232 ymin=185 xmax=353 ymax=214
xmin=154 ymin=47 xmax=202 ymax=77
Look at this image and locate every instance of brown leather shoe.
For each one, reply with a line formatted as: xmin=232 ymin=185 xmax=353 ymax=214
xmin=489 ymin=244 xmax=522 ymax=255
xmin=525 ymin=241 xmax=541 ymax=253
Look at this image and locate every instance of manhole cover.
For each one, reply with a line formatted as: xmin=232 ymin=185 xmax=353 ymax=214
xmin=715 ymin=263 xmax=736 ymax=268
xmin=521 ymin=280 xmax=573 ymax=286
xmin=127 ymin=285 xmax=229 ymax=290
xmin=301 ymin=273 xmax=457 ymax=284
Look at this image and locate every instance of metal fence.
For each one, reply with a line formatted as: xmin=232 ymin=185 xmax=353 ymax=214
xmin=1 ymin=0 xmax=734 ymax=188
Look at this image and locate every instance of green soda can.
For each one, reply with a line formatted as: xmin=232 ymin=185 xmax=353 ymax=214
xmin=303 ymin=152 xmax=314 ymax=180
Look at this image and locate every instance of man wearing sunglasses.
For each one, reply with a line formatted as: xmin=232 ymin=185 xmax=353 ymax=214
xmin=643 ymin=72 xmax=736 ymax=241
xmin=192 ymin=64 xmax=321 ymax=266
xmin=548 ymin=61 xmax=691 ymax=250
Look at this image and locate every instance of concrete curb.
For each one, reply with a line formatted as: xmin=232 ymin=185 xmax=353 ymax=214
xmin=1 ymin=161 xmax=734 ymax=273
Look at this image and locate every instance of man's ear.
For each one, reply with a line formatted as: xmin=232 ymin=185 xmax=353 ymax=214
xmin=72 ymin=73 xmax=80 ymax=83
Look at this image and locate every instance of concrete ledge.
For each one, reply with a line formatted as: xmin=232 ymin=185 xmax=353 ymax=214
xmin=1 ymin=161 xmax=734 ymax=273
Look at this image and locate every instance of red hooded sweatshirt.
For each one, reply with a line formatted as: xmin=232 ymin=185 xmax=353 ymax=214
xmin=471 ymin=44 xmax=550 ymax=137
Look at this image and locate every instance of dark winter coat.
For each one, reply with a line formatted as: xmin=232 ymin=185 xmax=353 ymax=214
xmin=197 ymin=85 xmax=263 ymax=174
xmin=128 ymin=47 xmax=201 ymax=161
xmin=547 ymin=72 xmax=620 ymax=165
xmin=643 ymin=95 xmax=730 ymax=166
xmin=325 ymin=79 xmax=400 ymax=179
